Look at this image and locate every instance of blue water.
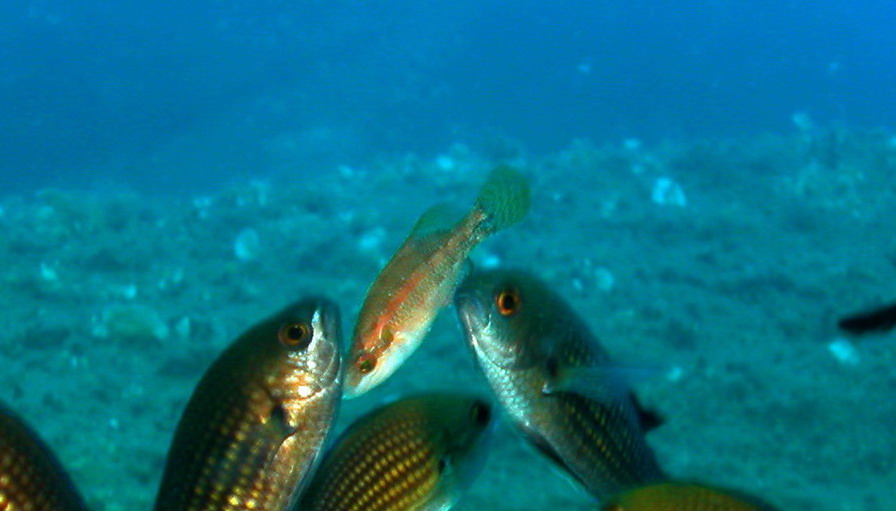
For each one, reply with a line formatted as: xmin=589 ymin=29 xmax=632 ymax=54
xmin=3 ymin=0 xmax=895 ymax=192
xmin=2 ymin=2 xmax=896 ymax=511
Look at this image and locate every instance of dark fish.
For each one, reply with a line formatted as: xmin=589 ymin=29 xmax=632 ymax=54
xmin=838 ymin=301 xmax=896 ymax=335
xmin=154 ymin=298 xmax=343 ymax=511
xmin=345 ymin=166 xmax=530 ymax=398
xmin=300 ymin=393 xmax=493 ymax=511
xmin=602 ymin=481 xmax=779 ymax=511
xmin=0 ymin=401 xmax=89 ymax=511
xmin=455 ymin=269 xmax=664 ymax=500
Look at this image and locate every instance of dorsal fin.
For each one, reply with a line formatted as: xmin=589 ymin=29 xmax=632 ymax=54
xmin=408 ymin=203 xmax=465 ymax=240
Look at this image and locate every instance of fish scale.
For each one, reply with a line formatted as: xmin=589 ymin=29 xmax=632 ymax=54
xmin=300 ymin=394 xmax=493 ymax=511
xmin=0 ymin=402 xmax=88 ymax=511
xmin=455 ymin=269 xmax=665 ymax=501
xmin=345 ymin=167 xmax=531 ymax=398
xmin=154 ymin=298 xmax=342 ymax=511
xmin=602 ymin=481 xmax=780 ymax=510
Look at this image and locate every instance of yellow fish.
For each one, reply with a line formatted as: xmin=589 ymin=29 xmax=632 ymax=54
xmin=153 ymin=298 xmax=343 ymax=511
xmin=344 ymin=166 xmax=530 ymax=398
xmin=0 ymin=401 xmax=88 ymax=511
xmin=299 ymin=393 xmax=493 ymax=511
xmin=602 ymin=481 xmax=779 ymax=511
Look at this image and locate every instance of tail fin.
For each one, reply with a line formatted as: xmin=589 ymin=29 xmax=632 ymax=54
xmin=475 ymin=165 xmax=530 ymax=233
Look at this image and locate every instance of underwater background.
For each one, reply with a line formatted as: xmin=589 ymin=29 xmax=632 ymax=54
xmin=1 ymin=1 xmax=895 ymax=509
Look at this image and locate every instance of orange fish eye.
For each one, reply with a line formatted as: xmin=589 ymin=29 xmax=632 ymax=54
xmin=278 ymin=322 xmax=312 ymax=349
xmin=495 ymin=288 xmax=521 ymax=316
xmin=356 ymin=354 xmax=377 ymax=374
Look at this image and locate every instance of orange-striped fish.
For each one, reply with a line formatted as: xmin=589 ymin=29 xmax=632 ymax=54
xmin=344 ymin=166 xmax=530 ymax=398
xmin=154 ymin=297 xmax=343 ymax=511
xmin=602 ymin=481 xmax=779 ymax=511
xmin=299 ymin=393 xmax=493 ymax=511
xmin=0 ymin=401 xmax=89 ymax=511
xmin=455 ymin=269 xmax=664 ymax=500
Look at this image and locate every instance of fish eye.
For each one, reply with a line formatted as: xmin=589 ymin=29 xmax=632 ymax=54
xmin=278 ymin=322 xmax=312 ymax=349
xmin=356 ymin=354 xmax=377 ymax=374
xmin=470 ymin=401 xmax=491 ymax=426
xmin=495 ymin=288 xmax=521 ymax=316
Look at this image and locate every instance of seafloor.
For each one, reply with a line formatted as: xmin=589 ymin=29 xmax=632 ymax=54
xmin=1 ymin=128 xmax=894 ymax=511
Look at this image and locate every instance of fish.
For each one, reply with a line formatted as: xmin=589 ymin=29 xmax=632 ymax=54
xmin=153 ymin=297 xmax=343 ymax=511
xmin=454 ymin=269 xmax=665 ymax=500
xmin=838 ymin=300 xmax=896 ymax=335
xmin=345 ymin=166 xmax=530 ymax=398
xmin=299 ymin=393 xmax=493 ymax=511
xmin=0 ymin=401 xmax=89 ymax=511
xmin=601 ymin=481 xmax=779 ymax=511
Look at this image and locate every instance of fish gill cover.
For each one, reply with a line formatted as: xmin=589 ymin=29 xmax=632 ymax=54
xmin=1 ymin=1 xmax=895 ymax=511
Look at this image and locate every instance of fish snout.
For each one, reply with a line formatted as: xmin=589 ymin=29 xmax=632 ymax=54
xmin=342 ymin=352 xmax=380 ymax=399
xmin=454 ymin=290 xmax=490 ymax=333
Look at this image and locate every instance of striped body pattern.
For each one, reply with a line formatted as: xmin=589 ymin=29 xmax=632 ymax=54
xmin=154 ymin=298 xmax=343 ymax=511
xmin=0 ymin=403 xmax=88 ymax=511
xmin=301 ymin=394 xmax=492 ymax=511
xmin=455 ymin=270 xmax=664 ymax=500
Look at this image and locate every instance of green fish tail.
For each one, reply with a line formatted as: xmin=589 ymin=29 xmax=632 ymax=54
xmin=475 ymin=165 xmax=530 ymax=232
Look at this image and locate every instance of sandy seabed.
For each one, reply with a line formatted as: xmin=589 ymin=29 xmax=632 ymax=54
xmin=1 ymin=128 xmax=894 ymax=510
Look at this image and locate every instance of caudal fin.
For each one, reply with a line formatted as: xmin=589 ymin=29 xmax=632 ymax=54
xmin=475 ymin=165 xmax=530 ymax=232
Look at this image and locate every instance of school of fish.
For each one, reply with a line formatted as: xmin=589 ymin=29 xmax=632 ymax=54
xmin=0 ymin=166 xmax=787 ymax=511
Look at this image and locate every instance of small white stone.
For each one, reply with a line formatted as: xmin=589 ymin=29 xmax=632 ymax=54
xmin=175 ymin=316 xmax=191 ymax=339
xmin=594 ymin=266 xmax=615 ymax=292
xmin=792 ymin=111 xmax=814 ymax=132
xmin=436 ymin=154 xmax=455 ymax=171
xmin=193 ymin=196 xmax=213 ymax=219
xmin=39 ymin=262 xmax=58 ymax=281
xmin=651 ymin=177 xmax=688 ymax=207
xmin=666 ymin=366 xmax=684 ymax=382
xmin=358 ymin=228 xmax=386 ymax=252
xmin=121 ymin=284 xmax=138 ymax=300
xmin=623 ymin=138 xmax=642 ymax=151
xmin=234 ymin=228 xmax=261 ymax=261
xmin=828 ymin=338 xmax=860 ymax=366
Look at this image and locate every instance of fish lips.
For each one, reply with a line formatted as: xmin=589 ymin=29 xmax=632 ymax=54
xmin=342 ymin=346 xmax=397 ymax=399
xmin=454 ymin=289 xmax=491 ymax=336
xmin=343 ymin=365 xmax=377 ymax=399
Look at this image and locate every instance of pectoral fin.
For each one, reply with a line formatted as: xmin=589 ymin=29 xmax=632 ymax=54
xmin=543 ymin=365 xmax=660 ymax=402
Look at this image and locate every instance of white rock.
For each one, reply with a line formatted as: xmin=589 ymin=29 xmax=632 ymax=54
xmin=651 ymin=177 xmax=688 ymax=207
xmin=828 ymin=338 xmax=860 ymax=366
xmin=234 ymin=228 xmax=261 ymax=261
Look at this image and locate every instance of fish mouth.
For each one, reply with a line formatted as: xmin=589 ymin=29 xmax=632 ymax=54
xmin=454 ymin=291 xmax=492 ymax=352
xmin=342 ymin=372 xmax=371 ymax=399
xmin=342 ymin=355 xmax=386 ymax=399
xmin=454 ymin=291 xmax=490 ymax=334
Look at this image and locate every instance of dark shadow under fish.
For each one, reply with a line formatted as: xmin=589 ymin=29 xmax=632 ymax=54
xmin=838 ymin=301 xmax=896 ymax=335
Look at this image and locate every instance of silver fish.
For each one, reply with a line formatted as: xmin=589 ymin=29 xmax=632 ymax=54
xmin=455 ymin=269 xmax=664 ymax=500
